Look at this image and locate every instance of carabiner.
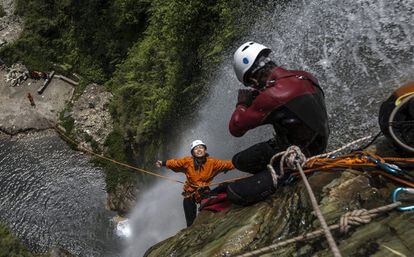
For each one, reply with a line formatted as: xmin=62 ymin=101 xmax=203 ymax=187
xmin=392 ymin=187 xmax=414 ymax=211
xmin=367 ymin=156 xmax=402 ymax=175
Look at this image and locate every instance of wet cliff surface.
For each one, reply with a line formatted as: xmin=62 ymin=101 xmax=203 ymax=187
xmin=144 ymin=138 xmax=414 ymax=257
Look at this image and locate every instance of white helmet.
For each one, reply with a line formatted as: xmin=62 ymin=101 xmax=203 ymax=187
xmin=190 ymin=140 xmax=206 ymax=151
xmin=233 ymin=41 xmax=271 ymax=85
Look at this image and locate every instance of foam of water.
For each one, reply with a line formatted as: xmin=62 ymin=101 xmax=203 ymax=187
xmin=124 ymin=0 xmax=414 ymax=256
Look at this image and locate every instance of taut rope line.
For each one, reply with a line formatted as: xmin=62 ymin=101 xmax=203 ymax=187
xmin=53 ymin=125 xmax=185 ymax=185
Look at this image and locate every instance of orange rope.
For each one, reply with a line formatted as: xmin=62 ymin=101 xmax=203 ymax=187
xmin=54 ymin=125 xmax=414 ymax=189
xmin=54 ymin=126 xmax=185 ymax=185
xmin=55 ymin=126 xmax=253 ymax=188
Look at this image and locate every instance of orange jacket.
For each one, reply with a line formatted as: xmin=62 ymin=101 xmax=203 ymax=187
xmin=166 ymin=156 xmax=234 ymax=196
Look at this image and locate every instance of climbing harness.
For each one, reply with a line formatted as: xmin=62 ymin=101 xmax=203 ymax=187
xmin=53 ymin=124 xmax=250 ymax=190
xmin=51 ymin=121 xmax=414 ymax=196
xmin=392 ymin=187 xmax=414 ymax=211
xmin=53 ymin=123 xmax=413 ymax=256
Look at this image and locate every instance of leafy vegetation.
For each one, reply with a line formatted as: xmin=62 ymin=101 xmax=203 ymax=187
xmin=2 ymin=0 xmax=270 ymax=193
xmin=1 ymin=0 xmax=150 ymax=83
xmin=0 ymin=223 xmax=47 ymax=257
xmin=106 ymin=0 xmax=254 ymax=161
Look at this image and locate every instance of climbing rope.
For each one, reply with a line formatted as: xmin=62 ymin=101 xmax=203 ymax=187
xmin=279 ymin=146 xmax=342 ymax=257
xmin=53 ymin=125 xmax=186 ymax=185
xmin=235 ymin=202 xmax=402 ymax=257
xmin=307 ymin=135 xmax=373 ymax=162
xmin=301 ymin=151 xmax=414 ymax=187
xmin=54 ymin=125 xmax=252 ymax=188
xmin=54 ymin=124 xmax=414 ymax=192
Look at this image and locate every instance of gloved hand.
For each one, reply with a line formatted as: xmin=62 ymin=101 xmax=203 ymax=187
xmin=155 ymin=160 xmax=163 ymax=168
xmin=237 ymin=89 xmax=259 ymax=107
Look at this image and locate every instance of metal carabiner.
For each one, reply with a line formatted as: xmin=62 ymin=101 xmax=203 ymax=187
xmin=392 ymin=187 xmax=414 ymax=211
xmin=367 ymin=156 xmax=402 ymax=175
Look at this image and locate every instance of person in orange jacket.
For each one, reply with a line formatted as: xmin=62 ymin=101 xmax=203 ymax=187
xmin=155 ymin=139 xmax=234 ymax=227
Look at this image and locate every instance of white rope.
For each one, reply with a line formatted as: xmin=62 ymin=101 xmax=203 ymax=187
xmin=271 ymin=146 xmax=343 ymax=257
xmin=307 ymin=135 xmax=373 ymax=162
xmin=235 ymin=202 xmax=401 ymax=257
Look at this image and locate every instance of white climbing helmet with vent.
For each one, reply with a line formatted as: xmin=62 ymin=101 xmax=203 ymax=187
xmin=190 ymin=140 xmax=207 ymax=151
xmin=233 ymin=41 xmax=271 ymax=85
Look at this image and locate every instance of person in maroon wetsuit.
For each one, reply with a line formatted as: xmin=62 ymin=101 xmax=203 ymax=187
xmin=226 ymin=42 xmax=330 ymax=205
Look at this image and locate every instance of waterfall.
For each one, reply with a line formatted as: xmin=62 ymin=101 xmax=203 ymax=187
xmin=124 ymin=0 xmax=414 ymax=256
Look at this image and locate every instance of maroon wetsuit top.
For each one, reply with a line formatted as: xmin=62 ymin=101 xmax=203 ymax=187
xmin=229 ymin=67 xmax=329 ymax=155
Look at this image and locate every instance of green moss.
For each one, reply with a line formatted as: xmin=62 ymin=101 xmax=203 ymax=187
xmin=0 ymin=223 xmax=48 ymax=257
xmin=95 ymin=129 xmax=140 ymax=193
xmin=58 ymin=105 xmax=74 ymax=135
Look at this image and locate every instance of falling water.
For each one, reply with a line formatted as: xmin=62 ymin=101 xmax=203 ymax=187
xmin=125 ymin=0 xmax=414 ymax=255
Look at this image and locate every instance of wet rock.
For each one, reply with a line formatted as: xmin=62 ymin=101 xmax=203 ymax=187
xmin=144 ymin=140 xmax=414 ymax=257
xmin=71 ymin=83 xmax=113 ymax=150
xmin=107 ymin=181 xmax=139 ymax=215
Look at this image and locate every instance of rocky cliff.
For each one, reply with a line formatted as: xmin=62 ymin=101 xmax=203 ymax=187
xmin=144 ymin=138 xmax=414 ymax=257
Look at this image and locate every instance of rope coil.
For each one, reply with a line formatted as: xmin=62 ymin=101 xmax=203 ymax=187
xmin=339 ymin=209 xmax=372 ymax=233
xmin=266 ymin=146 xmax=343 ymax=257
xmin=235 ymin=202 xmax=402 ymax=257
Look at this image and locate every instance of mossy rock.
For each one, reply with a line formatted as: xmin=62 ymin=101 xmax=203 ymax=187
xmin=144 ymin=168 xmax=414 ymax=257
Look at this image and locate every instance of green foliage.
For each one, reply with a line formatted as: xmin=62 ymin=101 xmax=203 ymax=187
xmin=93 ymin=129 xmax=140 ymax=192
xmin=3 ymin=0 xmax=270 ymax=193
xmin=107 ymin=0 xmax=248 ymax=154
xmin=1 ymin=0 xmax=150 ymax=83
xmin=0 ymin=223 xmax=47 ymax=257
xmin=58 ymin=105 xmax=74 ymax=135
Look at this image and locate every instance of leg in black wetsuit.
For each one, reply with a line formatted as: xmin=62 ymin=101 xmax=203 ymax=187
xmin=183 ymin=197 xmax=197 ymax=227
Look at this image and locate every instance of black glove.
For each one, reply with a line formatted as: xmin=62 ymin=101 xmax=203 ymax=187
xmin=237 ymin=89 xmax=259 ymax=107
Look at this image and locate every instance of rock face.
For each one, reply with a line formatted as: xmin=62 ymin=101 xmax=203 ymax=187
xmin=106 ymin=181 xmax=139 ymax=215
xmin=4 ymin=63 xmax=29 ymax=86
xmin=0 ymin=0 xmax=23 ymax=48
xmin=0 ymin=67 xmax=74 ymax=134
xmin=144 ymin=138 xmax=414 ymax=257
xmin=71 ymin=83 xmax=113 ymax=150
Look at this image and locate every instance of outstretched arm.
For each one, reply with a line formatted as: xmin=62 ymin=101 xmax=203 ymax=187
xmin=165 ymin=158 xmax=188 ymax=173
xmin=213 ymin=159 xmax=235 ymax=176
